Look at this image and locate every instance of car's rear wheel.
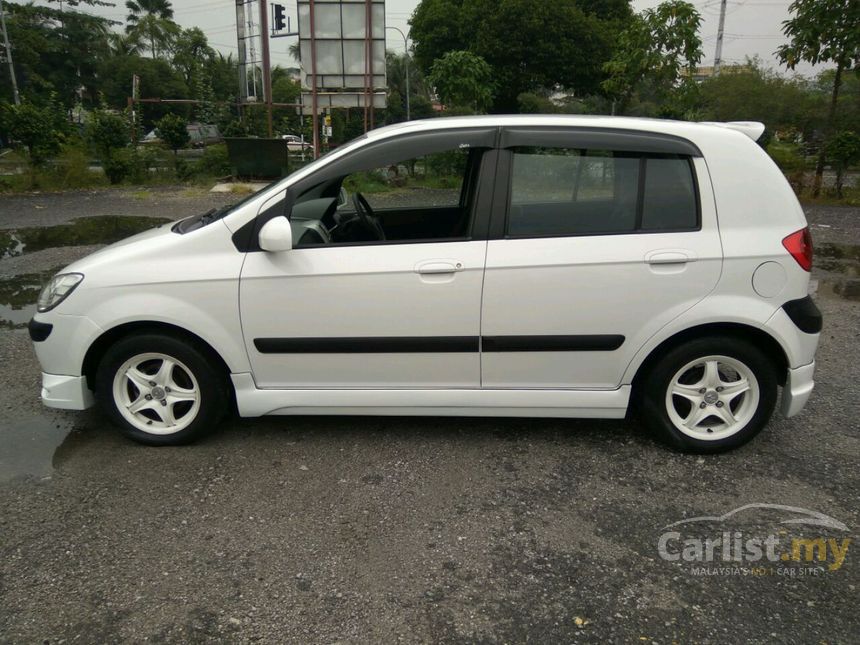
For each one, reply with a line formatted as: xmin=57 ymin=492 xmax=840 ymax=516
xmin=96 ymin=333 xmax=229 ymax=445
xmin=638 ymin=336 xmax=778 ymax=453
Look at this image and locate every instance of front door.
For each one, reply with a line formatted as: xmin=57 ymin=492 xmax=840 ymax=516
xmin=480 ymin=127 xmax=723 ymax=389
xmin=240 ymin=131 xmax=496 ymax=389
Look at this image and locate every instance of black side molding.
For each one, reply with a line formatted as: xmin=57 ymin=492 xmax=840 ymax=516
xmin=254 ymin=335 xmax=625 ymax=354
xmin=28 ymin=318 xmax=53 ymax=342
xmin=254 ymin=336 xmax=480 ymax=354
xmin=782 ymin=296 xmax=823 ymax=334
xmin=482 ymin=335 xmax=625 ymax=352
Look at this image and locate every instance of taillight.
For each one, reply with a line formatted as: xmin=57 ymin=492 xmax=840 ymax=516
xmin=782 ymin=227 xmax=813 ymax=272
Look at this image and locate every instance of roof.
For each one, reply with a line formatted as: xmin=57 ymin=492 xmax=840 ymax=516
xmin=365 ymin=115 xmax=765 ymax=143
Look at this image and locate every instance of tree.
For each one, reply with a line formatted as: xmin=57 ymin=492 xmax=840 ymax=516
xmin=825 ymin=131 xmax=860 ymax=198
xmin=602 ymin=0 xmax=703 ymax=116
xmin=97 ymin=54 xmax=189 ymax=127
xmin=698 ymin=60 xmax=822 ymax=142
xmin=517 ymin=92 xmax=558 ymax=114
xmin=386 ymin=51 xmax=432 ymax=121
xmin=1 ymin=2 xmax=115 ymax=108
xmin=155 ymin=112 xmax=189 ymax=155
xmin=410 ymin=0 xmax=628 ymax=112
xmin=172 ymin=28 xmax=219 ymax=122
xmin=125 ymin=0 xmax=179 ymax=58
xmin=1 ymin=99 xmax=66 ymax=165
xmin=171 ymin=27 xmax=214 ymax=83
xmin=88 ymin=109 xmax=128 ymax=157
xmin=777 ymin=0 xmax=860 ymax=196
xmin=429 ymin=50 xmax=493 ymax=114
xmin=271 ymin=67 xmax=302 ymax=133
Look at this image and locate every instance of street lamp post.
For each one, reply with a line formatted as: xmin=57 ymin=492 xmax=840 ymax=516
xmin=386 ymin=26 xmax=409 ymax=121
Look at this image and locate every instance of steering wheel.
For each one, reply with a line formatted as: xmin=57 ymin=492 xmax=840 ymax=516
xmin=352 ymin=192 xmax=386 ymax=241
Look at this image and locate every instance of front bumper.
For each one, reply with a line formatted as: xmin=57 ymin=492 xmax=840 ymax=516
xmin=781 ymin=361 xmax=815 ymax=418
xmin=41 ymin=373 xmax=95 ymax=410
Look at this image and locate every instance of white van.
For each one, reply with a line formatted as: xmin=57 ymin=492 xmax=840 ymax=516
xmin=30 ymin=116 xmax=821 ymax=452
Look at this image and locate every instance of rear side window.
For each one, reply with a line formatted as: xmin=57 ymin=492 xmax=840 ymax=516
xmin=641 ymin=157 xmax=698 ymax=231
xmin=507 ymin=147 xmax=698 ymax=237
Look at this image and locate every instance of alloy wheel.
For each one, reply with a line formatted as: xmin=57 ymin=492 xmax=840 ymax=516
xmin=112 ymin=352 xmax=201 ymax=435
xmin=664 ymin=354 xmax=760 ymax=441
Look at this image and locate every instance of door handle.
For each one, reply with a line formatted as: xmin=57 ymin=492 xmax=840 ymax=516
xmin=415 ymin=261 xmax=463 ymax=275
xmin=646 ymin=251 xmax=696 ymax=265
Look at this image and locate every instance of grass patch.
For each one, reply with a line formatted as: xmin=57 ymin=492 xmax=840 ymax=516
xmin=0 ymin=146 xmax=109 ymax=193
xmin=229 ymin=183 xmax=256 ymax=195
xmin=131 ymin=189 xmax=153 ymax=200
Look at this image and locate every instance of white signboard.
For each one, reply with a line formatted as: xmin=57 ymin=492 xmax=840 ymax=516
xmin=297 ymin=0 xmax=386 ymax=91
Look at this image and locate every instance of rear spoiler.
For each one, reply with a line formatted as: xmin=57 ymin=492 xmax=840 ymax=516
xmin=699 ymin=121 xmax=766 ymax=142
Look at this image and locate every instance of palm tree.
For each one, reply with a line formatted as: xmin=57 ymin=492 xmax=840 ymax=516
xmin=108 ymin=32 xmax=140 ymax=57
xmin=125 ymin=0 xmax=178 ymax=59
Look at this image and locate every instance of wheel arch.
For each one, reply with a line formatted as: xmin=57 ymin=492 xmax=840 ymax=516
xmin=82 ymin=321 xmax=233 ymax=392
xmin=630 ymin=322 xmax=789 ymax=392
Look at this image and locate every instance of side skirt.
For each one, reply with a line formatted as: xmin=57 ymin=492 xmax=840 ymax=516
xmin=230 ymin=373 xmax=630 ymax=419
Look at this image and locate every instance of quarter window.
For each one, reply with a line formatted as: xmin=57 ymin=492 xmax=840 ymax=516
xmin=641 ymin=157 xmax=698 ymax=231
xmin=507 ymin=147 xmax=698 ymax=237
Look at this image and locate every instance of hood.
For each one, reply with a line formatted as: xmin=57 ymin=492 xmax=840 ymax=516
xmin=60 ymin=221 xmax=179 ymax=277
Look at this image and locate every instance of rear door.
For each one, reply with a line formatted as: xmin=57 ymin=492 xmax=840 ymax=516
xmin=480 ymin=127 xmax=723 ymax=389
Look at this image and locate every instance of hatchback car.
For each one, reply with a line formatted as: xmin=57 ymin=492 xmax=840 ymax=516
xmin=30 ymin=116 xmax=821 ymax=452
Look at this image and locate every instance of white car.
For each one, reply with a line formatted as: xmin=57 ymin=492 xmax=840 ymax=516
xmin=281 ymin=134 xmax=313 ymax=153
xmin=30 ymin=116 xmax=821 ymax=452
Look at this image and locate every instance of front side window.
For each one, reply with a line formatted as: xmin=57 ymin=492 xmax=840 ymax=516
xmin=507 ymin=147 xmax=698 ymax=237
xmin=292 ymin=146 xmax=482 ymax=247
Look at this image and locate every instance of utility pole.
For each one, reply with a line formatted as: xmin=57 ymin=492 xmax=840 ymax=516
xmin=386 ymin=26 xmax=409 ymax=121
xmin=309 ymin=0 xmax=319 ymax=158
xmin=0 ymin=0 xmax=20 ymax=105
xmin=713 ymin=0 xmax=728 ymax=76
xmin=235 ymin=0 xmax=248 ymax=105
xmin=259 ymin=0 xmax=273 ymax=137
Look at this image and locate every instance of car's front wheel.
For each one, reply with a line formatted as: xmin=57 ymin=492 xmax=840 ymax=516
xmin=638 ymin=336 xmax=778 ymax=453
xmin=96 ymin=333 xmax=229 ymax=445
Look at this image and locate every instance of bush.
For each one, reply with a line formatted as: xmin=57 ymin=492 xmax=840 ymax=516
xmin=2 ymin=100 xmax=67 ymax=166
xmin=101 ymin=146 xmax=167 ymax=184
xmin=0 ymin=145 xmax=106 ymax=191
xmin=87 ymin=110 xmax=128 ymax=159
xmin=156 ymin=113 xmax=190 ymax=154
xmin=767 ymin=141 xmax=806 ymax=172
xmin=54 ymin=145 xmax=105 ymax=188
xmin=826 ymin=130 xmax=860 ymax=198
xmin=195 ymin=143 xmax=232 ymax=177
xmin=102 ymin=152 xmax=131 ymax=184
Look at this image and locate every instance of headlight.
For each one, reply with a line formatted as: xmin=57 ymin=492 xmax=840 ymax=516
xmin=37 ymin=273 xmax=84 ymax=312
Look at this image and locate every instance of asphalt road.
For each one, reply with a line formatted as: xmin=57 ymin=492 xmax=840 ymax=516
xmin=0 ymin=191 xmax=857 ymax=643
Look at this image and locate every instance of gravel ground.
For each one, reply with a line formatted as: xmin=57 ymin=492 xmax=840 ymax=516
xmin=0 ymin=193 xmax=857 ymax=643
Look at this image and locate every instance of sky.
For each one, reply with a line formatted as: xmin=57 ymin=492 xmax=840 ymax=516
xmin=74 ymin=0 xmax=825 ymax=77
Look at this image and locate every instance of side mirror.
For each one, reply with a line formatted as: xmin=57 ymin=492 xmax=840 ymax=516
xmin=337 ymin=186 xmax=349 ymax=208
xmin=258 ymin=216 xmax=293 ymax=252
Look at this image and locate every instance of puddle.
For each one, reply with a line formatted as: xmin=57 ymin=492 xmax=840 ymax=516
xmin=0 ymin=268 xmax=61 ymax=328
xmin=0 ymin=215 xmax=172 ymax=259
xmin=812 ymin=278 xmax=860 ymax=302
xmin=0 ymin=415 xmax=74 ymax=482
xmin=811 ymin=243 xmax=860 ymax=303
xmin=815 ymin=242 xmax=860 ymax=275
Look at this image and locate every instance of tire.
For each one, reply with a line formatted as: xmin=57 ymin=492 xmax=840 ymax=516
xmin=637 ymin=336 xmax=778 ymax=453
xmin=95 ymin=333 xmax=229 ymax=445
